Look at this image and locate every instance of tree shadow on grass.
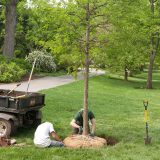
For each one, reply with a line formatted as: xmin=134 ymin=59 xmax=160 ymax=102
xmin=92 ymin=75 xmax=160 ymax=90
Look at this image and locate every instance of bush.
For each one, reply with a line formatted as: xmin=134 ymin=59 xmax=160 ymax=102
xmin=0 ymin=62 xmax=26 ymax=83
xmin=11 ymin=58 xmax=32 ymax=72
xmin=25 ymin=50 xmax=56 ymax=72
xmin=0 ymin=55 xmax=7 ymax=62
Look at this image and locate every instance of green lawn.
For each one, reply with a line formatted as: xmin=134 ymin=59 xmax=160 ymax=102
xmin=1 ymin=73 xmax=160 ymax=160
xmin=133 ymin=70 xmax=160 ymax=81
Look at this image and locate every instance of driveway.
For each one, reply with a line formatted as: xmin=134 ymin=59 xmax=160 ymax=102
xmin=0 ymin=69 xmax=105 ymax=92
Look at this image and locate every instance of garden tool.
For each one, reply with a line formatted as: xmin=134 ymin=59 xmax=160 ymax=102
xmin=143 ymin=100 xmax=151 ymax=145
xmin=26 ymin=58 xmax=37 ymax=94
xmin=7 ymin=83 xmax=21 ymax=95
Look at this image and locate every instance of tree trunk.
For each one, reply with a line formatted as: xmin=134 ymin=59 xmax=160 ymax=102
xmin=3 ymin=0 xmax=18 ymax=59
xmin=146 ymin=51 xmax=155 ymax=89
xmin=146 ymin=32 xmax=160 ymax=89
xmin=139 ymin=65 xmax=144 ymax=72
xmin=124 ymin=67 xmax=128 ymax=81
xmin=150 ymin=0 xmax=154 ymax=14
xmin=83 ymin=2 xmax=90 ymax=136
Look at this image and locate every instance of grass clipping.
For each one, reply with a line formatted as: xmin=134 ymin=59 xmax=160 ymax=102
xmin=64 ymin=135 xmax=106 ymax=148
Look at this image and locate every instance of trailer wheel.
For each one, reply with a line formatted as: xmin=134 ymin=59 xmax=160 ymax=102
xmin=10 ymin=121 xmax=17 ymax=135
xmin=0 ymin=119 xmax=11 ymax=137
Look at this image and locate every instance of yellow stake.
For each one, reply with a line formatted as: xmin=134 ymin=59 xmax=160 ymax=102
xmin=144 ymin=110 xmax=149 ymax=122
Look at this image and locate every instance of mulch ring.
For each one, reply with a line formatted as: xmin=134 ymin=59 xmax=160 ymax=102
xmin=64 ymin=135 xmax=106 ymax=148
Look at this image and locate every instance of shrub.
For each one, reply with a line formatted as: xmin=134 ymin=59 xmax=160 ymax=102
xmin=0 ymin=55 xmax=7 ymax=63
xmin=25 ymin=50 xmax=56 ymax=72
xmin=11 ymin=58 xmax=32 ymax=72
xmin=0 ymin=62 xmax=26 ymax=83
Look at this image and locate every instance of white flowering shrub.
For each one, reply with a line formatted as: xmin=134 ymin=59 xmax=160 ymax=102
xmin=25 ymin=50 xmax=56 ymax=72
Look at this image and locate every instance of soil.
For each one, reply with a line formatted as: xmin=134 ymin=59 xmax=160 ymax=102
xmin=0 ymin=90 xmax=24 ymax=97
xmin=64 ymin=135 xmax=106 ymax=148
xmin=0 ymin=89 xmax=38 ymax=98
xmin=0 ymin=137 xmax=27 ymax=147
xmin=0 ymin=137 xmax=11 ymax=147
xmin=97 ymin=134 xmax=118 ymax=146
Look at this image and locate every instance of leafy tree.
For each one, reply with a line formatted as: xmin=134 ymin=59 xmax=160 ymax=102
xmin=105 ymin=0 xmax=149 ymax=81
xmin=146 ymin=0 xmax=160 ymax=89
xmin=59 ymin=0 xmax=108 ymax=135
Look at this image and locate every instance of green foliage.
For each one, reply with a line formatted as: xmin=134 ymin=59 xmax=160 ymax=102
xmin=105 ymin=0 xmax=150 ymax=76
xmin=15 ymin=1 xmax=32 ymax=58
xmin=17 ymin=0 xmax=108 ymax=72
xmin=11 ymin=58 xmax=32 ymax=72
xmin=25 ymin=50 xmax=56 ymax=72
xmin=0 ymin=55 xmax=30 ymax=82
xmin=0 ymin=55 xmax=32 ymax=71
xmin=0 ymin=62 xmax=26 ymax=83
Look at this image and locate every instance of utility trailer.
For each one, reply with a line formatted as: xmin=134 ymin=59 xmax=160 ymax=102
xmin=0 ymin=89 xmax=45 ymax=137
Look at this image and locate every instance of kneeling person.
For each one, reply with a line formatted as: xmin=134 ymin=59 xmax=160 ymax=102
xmin=34 ymin=122 xmax=64 ymax=148
xmin=70 ymin=109 xmax=96 ymax=136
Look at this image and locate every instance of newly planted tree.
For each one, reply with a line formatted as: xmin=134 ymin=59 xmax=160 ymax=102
xmin=64 ymin=0 xmax=108 ymax=135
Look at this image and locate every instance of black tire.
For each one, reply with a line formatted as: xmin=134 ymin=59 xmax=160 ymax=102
xmin=0 ymin=118 xmax=12 ymax=137
xmin=10 ymin=121 xmax=17 ymax=135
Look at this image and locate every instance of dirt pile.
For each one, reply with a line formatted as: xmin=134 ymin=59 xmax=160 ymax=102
xmin=64 ymin=135 xmax=106 ymax=148
xmin=0 ymin=137 xmax=16 ymax=147
xmin=0 ymin=137 xmax=10 ymax=147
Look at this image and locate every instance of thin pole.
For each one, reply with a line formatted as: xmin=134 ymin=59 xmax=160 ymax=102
xmin=26 ymin=58 xmax=37 ymax=94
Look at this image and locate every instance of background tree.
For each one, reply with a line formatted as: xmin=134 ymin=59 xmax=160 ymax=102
xmin=105 ymin=0 xmax=149 ymax=81
xmin=146 ymin=0 xmax=160 ymax=89
xmin=3 ymin=0 xmax=19 ymax=59
xmin=0 ymin=2 xmax=5 ymax=53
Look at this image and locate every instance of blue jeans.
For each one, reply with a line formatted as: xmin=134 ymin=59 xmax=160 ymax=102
xmin=49 ymin=140 xmax=64 ymax=147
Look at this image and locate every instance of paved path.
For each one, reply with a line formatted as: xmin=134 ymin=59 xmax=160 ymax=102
xmin=0 ymin=69 xmax=105 ymax=92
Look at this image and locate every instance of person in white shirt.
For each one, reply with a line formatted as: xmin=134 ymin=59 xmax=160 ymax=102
xmin=33 ymin=122 xmax=64 ymax=148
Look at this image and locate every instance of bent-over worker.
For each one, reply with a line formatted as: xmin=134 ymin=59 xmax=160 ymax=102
xmin=70 ymin=109 xmax=96 ymax=136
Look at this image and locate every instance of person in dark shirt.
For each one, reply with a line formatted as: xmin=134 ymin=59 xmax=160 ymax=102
xmin=70 ymin=109 xmax=96 ymax=136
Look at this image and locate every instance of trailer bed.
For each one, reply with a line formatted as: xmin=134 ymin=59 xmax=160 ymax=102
xmin=0 ymin=90 xmax=45 ymax=114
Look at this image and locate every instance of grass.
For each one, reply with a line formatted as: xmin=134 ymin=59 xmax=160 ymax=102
xmin=1 ymin=71 xmax=160 ymax=160
xmin=133 ymin=70 xmax=160 ymax=81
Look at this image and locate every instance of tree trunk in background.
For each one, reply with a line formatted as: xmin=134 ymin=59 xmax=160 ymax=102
xmin=146 ymin=32 xmax=160 ymax=89
xmin=124 ymin=67 xmax=128 ymax=81
xmin=139 ymin=65 xmax=144 ymax=72
xmin=3 ymin=0 xmax=18 ymax=59
xmin=83 ymin=2 xmax=90 ymax=136
xmin=146 ymin=0 xmax=160 ymax=89
xmin=146 ymin=50 xmax=155 ymax=89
